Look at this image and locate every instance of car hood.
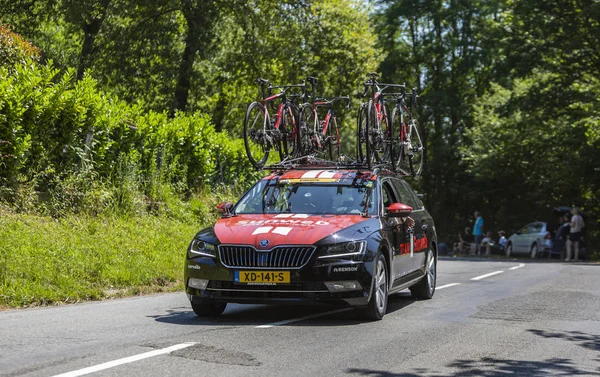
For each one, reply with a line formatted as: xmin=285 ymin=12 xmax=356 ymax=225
xmin=214 ymin=214 xmax=371 ymax=248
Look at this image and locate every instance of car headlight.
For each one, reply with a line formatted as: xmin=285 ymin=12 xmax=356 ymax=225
xmin=188 ymin=239 xmax=217 ymax=258
xmin=318 ymin=241 xmax=366 ymax=259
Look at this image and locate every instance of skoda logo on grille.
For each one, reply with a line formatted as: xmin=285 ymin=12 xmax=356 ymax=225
xmin=259 ymin=239 xmax=270 ymax=248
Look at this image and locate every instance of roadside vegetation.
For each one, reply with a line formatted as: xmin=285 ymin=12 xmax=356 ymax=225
xmin=1 ymin=0 xmax=598 ymax=307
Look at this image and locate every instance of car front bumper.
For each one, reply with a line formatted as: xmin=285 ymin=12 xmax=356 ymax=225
xmin=184 ymin=256 xmax=375 ymax=306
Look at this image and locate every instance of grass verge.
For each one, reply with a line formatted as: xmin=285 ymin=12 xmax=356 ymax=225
xmin=0 ymin=212 xmax=201 ymax=308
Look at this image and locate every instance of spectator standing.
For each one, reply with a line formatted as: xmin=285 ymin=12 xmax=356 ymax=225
xmin=473 ymin=211 xmax=484 ymax=255
xmin=565 ymin=207 xmax=585 ymax=262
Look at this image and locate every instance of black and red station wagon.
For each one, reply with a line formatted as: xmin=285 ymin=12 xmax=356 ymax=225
xmin=184 ymin=166 xmax=438 ymax=320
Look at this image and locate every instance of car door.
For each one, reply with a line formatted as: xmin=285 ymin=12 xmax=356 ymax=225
xmin=393 ymin=178 xmax=429 ymax=271
xmin=385 ymin=178 xmax=422 ymax=274
xmin=380 ymin=179 xmax=414 ymax=283
xmin=514 ymin=223 xmax=532 ymax=254
xmin=529 ymin=222 xmax=544 ymax=251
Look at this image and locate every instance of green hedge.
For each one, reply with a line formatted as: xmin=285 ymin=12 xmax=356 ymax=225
xmin=0 ymin=59 xmax=260 ymax=216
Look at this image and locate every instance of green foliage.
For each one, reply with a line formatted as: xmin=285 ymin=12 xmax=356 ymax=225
xmin=0 ymin=59 xmax=259 ymax=218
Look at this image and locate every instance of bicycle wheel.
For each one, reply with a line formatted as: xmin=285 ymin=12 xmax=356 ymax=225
xmin=244 ymin=102 xmax=270 ymax=169
xmin=357 ymin=103 xmax=370 ymax=164
xmin=279 ymin=103 xmax=299 ymax=160
xmin=298 ymin=104 xmax=315 ymax=157
xmin=368 ymin=101 xmax=390 ymax=163
xmin=390 ymin=106 xmax=406 ymax=173
xmin=330 ymin=116 xmax=341 ymax=161
xmin=407 ymin=119 xmax=424 ymax=177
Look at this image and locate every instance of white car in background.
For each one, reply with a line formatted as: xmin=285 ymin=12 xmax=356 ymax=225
xmin=505 ymin=222 xmax=552 ymax=258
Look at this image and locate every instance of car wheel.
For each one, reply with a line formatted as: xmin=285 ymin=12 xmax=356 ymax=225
xmin=360 ymin=254 xmax=388 ymax=321
xmin=530 ymin=243 xmax=539 ymax=259
xmin=410 ymin=248 xmax=436 ymax=300
xmin=191 ymin=299 xmax=227 ymax=317
xmin=506 ymin=243 xmax=513 ymax=257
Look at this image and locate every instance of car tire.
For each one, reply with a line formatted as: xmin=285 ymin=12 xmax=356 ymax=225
xmin=360 ymin=253 xmax=388 ymax=321
xmin=530 ymin=243 xmax=538 ymax=259
xmin=505 ymin=243 xmax=513 ymax=257
xmin=191 ymin=299 xmax=227 ymax=317
xmin=410 ymin=248 xmax=436 ymax=300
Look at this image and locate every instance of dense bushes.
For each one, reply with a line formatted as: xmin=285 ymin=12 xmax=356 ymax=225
xmin=0 ymin=58 xmax=260 ymax=218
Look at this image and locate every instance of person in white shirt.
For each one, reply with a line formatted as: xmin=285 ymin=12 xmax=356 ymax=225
xmin=498 ymin=230 xmax=507 ymax=250
xmin=565 ymin=207 xmax=585 ymax=262
xmin=480 ymin=231 xmax=493 ymax=256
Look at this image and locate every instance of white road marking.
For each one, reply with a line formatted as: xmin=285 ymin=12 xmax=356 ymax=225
xmin=509 ymin=263 xmax=526 ymax=270
xmin=51 ymin=342 xmax=196 ymax=377
xmin=471 ymin=271 xmax=504 ymax=281
xmin=436 ymin=283 xmax=460 ymax=290
xmin=256 ymin=308 xmax=352 ymax=328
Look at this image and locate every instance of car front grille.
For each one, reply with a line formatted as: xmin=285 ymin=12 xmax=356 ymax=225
xmin=218 ymin=245 xmax=315 ymax=269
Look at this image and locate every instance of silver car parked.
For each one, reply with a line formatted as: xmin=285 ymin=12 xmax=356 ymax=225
xmin=506 ymin=222 xmax=552 ymax=258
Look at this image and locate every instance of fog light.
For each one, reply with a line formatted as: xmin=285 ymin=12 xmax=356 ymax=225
xmin=188 ymin=278 xmax=208 ymax=290
xmin=324 ymin=281 xmax=362 ymax=292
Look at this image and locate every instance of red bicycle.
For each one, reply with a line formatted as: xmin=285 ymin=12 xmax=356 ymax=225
xmin=243 ymin=78 xmax=305 ymax=169
xmin=389 ymin=87 xmax=423 ymax=177
xmin=357 ymin=73 xmax=403 ymax=164
xmin=297 ymin=76 xmax=350 ymax=161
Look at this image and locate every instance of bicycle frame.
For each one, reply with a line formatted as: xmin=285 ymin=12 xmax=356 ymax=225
xmin=261 ymin=88 xmax=299 ymax=135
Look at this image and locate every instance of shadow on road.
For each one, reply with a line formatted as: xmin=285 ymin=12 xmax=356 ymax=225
xmin=149 ymin=292 xmax=417 ymax=327
xmin=347 ymin=357 xmax=599 ymax=376
xmin=528 ymin=329 xmax=600 ymax=352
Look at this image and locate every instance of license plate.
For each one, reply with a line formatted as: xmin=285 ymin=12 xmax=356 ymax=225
xmin=234 ymin=271 xmax=290 ymax=285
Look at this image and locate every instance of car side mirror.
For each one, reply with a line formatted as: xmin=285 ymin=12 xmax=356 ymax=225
xmin=516 ymin=230 xmax=521 ymax=235
xmin=386 ymin=203 xmax=413 ymax=218
xmin=216 ymin=202 xmax=234 ymax=217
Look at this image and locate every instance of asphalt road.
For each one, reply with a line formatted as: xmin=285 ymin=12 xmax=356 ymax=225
xmin=2 ymin=259 xmax=600 ymax=377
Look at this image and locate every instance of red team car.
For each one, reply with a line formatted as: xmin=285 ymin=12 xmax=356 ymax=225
xmin=184 ymin=167 xmax=438 ymax=320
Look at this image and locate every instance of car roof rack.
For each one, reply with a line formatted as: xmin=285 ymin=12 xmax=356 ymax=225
xmin=261 ymin=154 xmax=410 ymax=177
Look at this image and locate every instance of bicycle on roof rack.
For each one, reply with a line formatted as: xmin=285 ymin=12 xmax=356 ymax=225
xmin=297 ymin=76 xmax=351 ymax=162
xmin=357 ymin=73 xmax=423 ymax=177
xmin=243 ymin=78 xmax=305 ymax=169
xmin=388 ymin=86 xmax=424 ymax=177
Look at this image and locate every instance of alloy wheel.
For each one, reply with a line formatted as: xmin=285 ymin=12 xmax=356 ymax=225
xmin=375 ymin=259 xmax=387 ymax=314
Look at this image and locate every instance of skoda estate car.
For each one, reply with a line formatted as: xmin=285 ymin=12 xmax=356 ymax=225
xmin=184 ymin=167 xmax=438 ymax=320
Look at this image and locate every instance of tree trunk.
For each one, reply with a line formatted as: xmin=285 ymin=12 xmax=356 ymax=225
xmin=76 ymin=0 xmax=111 ymax=81
xmin=171 ymin=0 xmax=217 ymax=116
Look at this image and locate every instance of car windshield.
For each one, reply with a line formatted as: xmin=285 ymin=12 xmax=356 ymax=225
xmin=235 ymin=180 xmax=376 ymax=215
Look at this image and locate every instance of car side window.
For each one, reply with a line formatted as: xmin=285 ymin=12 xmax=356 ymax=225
xmin=520 ymin=224 xmax=533 ymax=234
xmin=390 ymin=178 xmax=418 ymax=209
xmin=531 ymin=223 xmax=543 ymax=233
xmin=381 ymin=180 xmax=397 ymax=209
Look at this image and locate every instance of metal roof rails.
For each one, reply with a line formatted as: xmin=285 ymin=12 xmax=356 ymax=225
xmin=261 ymin=154 xmax=411 ymax=177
